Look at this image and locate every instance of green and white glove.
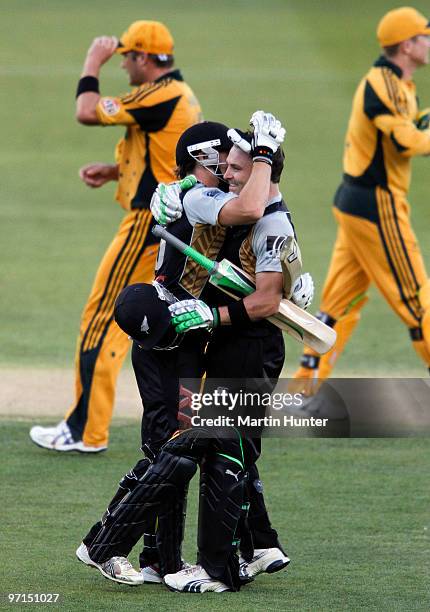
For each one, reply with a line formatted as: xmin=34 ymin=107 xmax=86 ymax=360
xmin=150 ymin=175 xmax=197 ymax=226
xmin=169 ymin=299 xmax=219 ymax=333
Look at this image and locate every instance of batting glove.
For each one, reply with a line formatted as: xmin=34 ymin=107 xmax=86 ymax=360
xmin=227 ymin=128 xmax=252 ymax=153
xmin=416 ymin=107 xmax=430 ymax=131
xmin=169 ymin=299 xmax=219 ymax=333
xmin=291 ymin=273 xmax=314 ymax=310
xmin=250 ymin=110 xmax=286 ymax=164
xmin=150 ymin=175 xmax=197 ymax=226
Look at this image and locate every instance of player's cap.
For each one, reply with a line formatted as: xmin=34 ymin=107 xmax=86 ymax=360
xmin=377 ymin=7 xmax=430 ymax=46
xmin=114 ymin=283 xmax=177 ymax=350
xmin=176 ymin=122 xmax=232 ymax=167
xmin=116 ymin=20 xmax=174 ymax=58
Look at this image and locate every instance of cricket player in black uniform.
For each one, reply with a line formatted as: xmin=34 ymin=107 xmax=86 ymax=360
xmin=77 ymin=116 xmax=311 ymax=592
xmin=159 ymin=122 xmax=311 ymax=591
xmin=76 ymin=121 xmax=234 ymax=586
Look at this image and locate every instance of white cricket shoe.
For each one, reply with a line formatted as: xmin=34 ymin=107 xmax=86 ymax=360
xmin=164 ymin=564 xmax=230 ymax=593
xmin=239 ymin=562 xmax=254 ymax=584
xmin=29 ymin=421 xmax=107 ymax=453
xmin=76 ymin=542 xmax=98 ymax=568
xmin=140 ymin=559 xmax=191 ymax=584
xmin=97 ymin=557 xmax=144 ymax=586
xmin=140 ymin=563 xmax=162 ymax=584
xmin=240 ymin=547 xmax=290 ymax=578
xmin=29 ymin=422 xmax=63 ymax=449
xmin=77 ymin=542 xmax=159 ymax=586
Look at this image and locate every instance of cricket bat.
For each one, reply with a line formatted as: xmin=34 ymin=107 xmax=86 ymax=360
xmin=152 ymin=225 xmax=336 ymax=354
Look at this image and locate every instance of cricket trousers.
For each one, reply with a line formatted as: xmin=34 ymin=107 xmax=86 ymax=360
xmin=204 ymin=325 xmax=286 ymax=557
xmin=295 ymin=181 xmax=430 ymax=389
xmin=64 ymin=209 xmax=158 ymax=447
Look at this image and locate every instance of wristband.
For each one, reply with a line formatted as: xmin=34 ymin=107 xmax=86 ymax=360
xmin=253 ymin=157 xmax=272 ymax=166
xmin=227 ymin=300 xmax=252 ymax=327
xmin=252 ymin=145 xmax=274 ymax=164
xmin=76 ymin=76 xmax=100 ymax=98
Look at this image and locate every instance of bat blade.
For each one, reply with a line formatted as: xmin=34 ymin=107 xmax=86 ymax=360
xmin=269 ymin=300 xmax=336 ymax=354
xmin=209 ymin=260 xmax=336 ymax=354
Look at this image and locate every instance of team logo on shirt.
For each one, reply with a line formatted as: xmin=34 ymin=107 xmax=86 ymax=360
xmin=101 ymin=98 xmax=120 ymax=116
xmin=266 ymin=235 xmax=286 ymax=257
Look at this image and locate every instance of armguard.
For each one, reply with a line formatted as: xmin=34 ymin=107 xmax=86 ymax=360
xmin=280 ymin=235 xmax=302 ymax=298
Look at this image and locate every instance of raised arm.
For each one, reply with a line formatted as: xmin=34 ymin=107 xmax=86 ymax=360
xmin=76 ymin=36 xmax=118 ymax=125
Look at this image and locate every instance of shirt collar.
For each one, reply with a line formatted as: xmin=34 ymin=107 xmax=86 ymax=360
xmin=374 ymin=55 xmax=403 ymax=78
xmin=154 ymin=69 xmax=183 ymax=83
xmin=266 ymin=193 xmax=283 ymax=208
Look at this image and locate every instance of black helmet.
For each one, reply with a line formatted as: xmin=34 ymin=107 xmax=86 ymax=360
xmin=176 ymin=121 xmax=232 ymax=178
xmin=114 ymin=283 xmax=179 ymax=350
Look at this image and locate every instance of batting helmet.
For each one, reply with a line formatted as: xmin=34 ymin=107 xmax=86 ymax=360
xmin=176 ymin=121 xmax=232 ymax=179
xmin=114 ymin=283 xmax=179 ymax=350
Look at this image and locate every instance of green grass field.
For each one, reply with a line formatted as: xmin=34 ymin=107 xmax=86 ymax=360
xmin=2 ymin=421 xmax=430 ymax=611
xmin=1 ymin=1 xmax=430 ymax=610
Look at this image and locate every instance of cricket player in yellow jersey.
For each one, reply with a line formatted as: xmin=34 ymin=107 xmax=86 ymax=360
xmin=293 ymin=7 xmax=430 ymax=393
xmin=29 ymin=21 xmax=202 ymax=451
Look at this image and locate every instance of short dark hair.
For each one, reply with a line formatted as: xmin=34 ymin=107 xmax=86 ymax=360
xmin=383 ymin=35 xmax=419 ymax=58
xmin=176 ymin=159 xmax=196 ymax=179
xmin=130 ymin=51 xmax=174 ymax=68
xmin=148 ymin=53 xmax=174 ymax=68
xmin=383 ymin=43 xmax=401 ymax=57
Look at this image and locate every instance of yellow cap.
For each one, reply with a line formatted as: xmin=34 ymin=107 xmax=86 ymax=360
xmin=377 ymin=7 xmax=430 ymax=46
xmin=116 ymin=20 xmax=174 ymax=56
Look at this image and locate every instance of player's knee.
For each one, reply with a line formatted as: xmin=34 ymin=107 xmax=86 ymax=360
xmin=318 ymin=294 xmax=368 ymax=330
xmin=162 ymin=426 xmax=223 ymax=462
xmin=153 ymin=450 xmax=198 ymax=487
xmin=119 ymin=457 xmax=151 ymax=491
xmin=201 ymin=454 xmax=247 ymax=493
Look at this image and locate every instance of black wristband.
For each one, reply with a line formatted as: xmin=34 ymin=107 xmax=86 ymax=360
xmin=76 ymin=76 xmax=100 ymax=98
xmin=252 ymin=145 xmax=274 ymax=164
xmin=227 ymin=300 xmax=252 ymax=327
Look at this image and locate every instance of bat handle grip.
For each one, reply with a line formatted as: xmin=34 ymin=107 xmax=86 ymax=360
xmin=151 ymin=225 xmax=189 ymax=259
